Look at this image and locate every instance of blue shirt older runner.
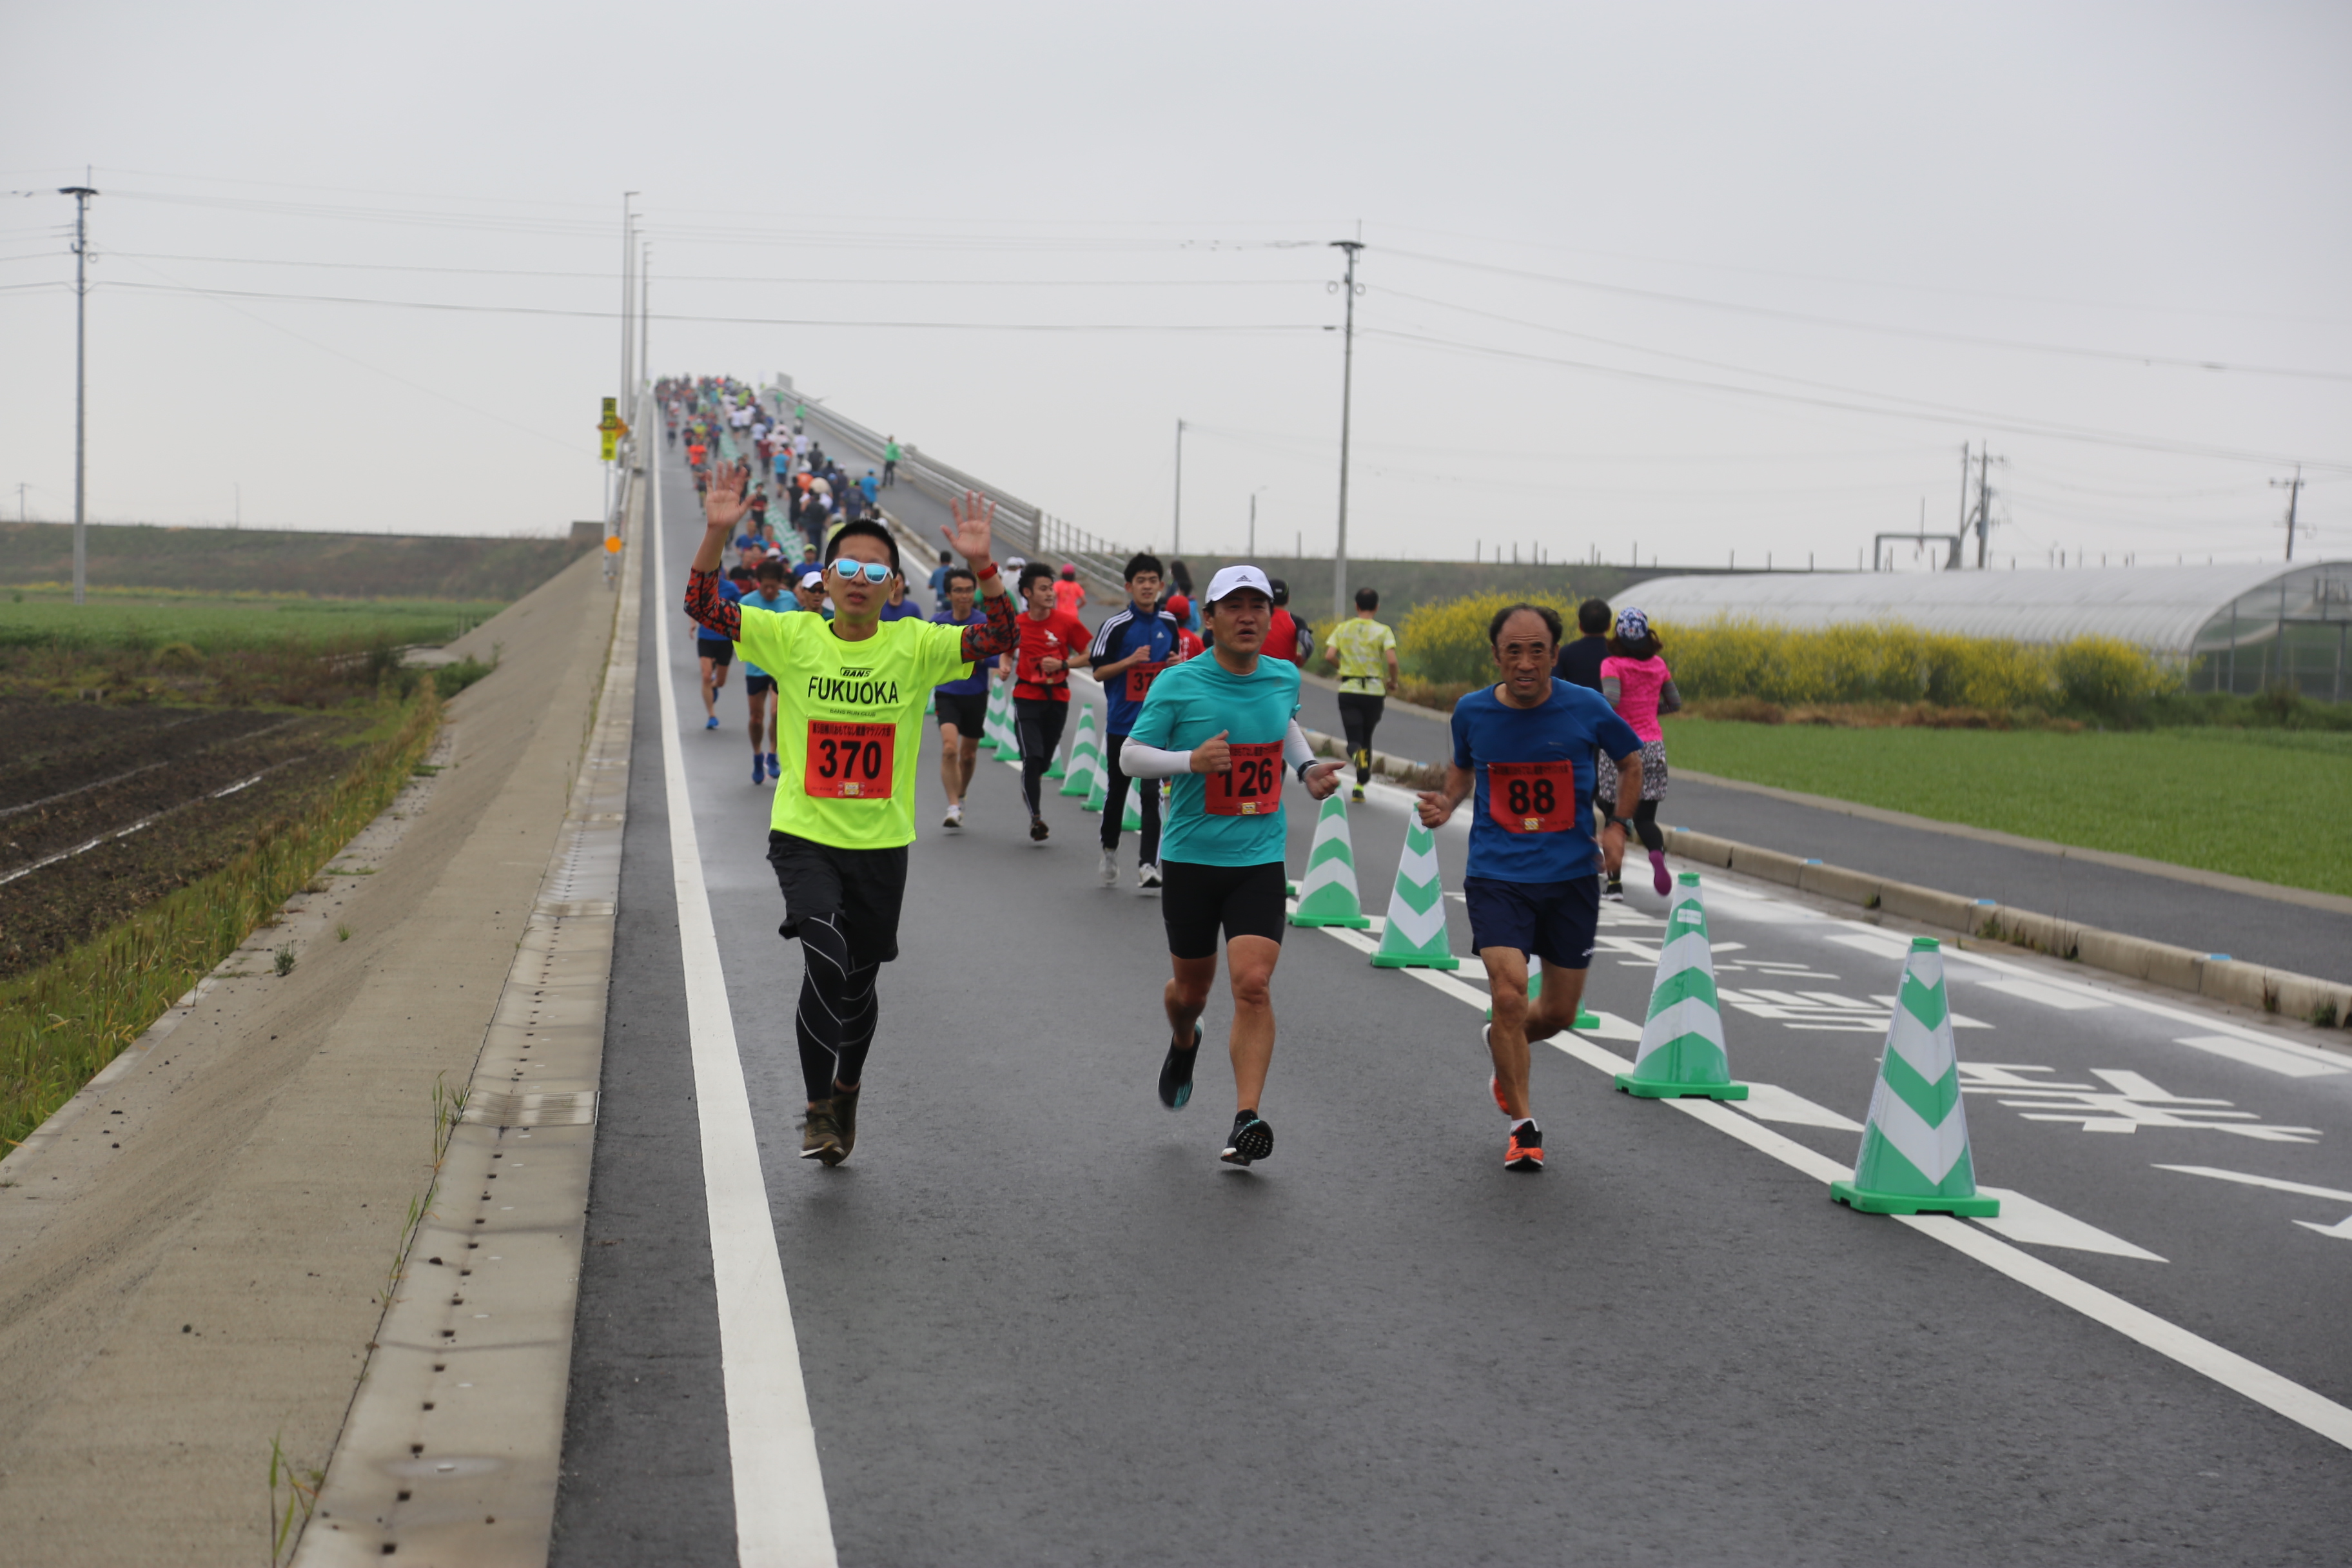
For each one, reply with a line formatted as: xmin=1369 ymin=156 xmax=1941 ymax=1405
xmin=1121 ymin=564 xmax=1342 ymax=1168
xmin=1085 ymin=551 xmax=1183 ymax=886
xmin=1418 ymin=603 xmax=1645 ymax=1173
xmin=686 ymin=460 xmax=1017 ymax=1168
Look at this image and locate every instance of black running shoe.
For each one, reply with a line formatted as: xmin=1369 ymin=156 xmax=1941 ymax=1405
xmin=1220 ymin=1110 xmax=1273 ymax=1166
xmin=799 ymin=1102 xmax=845 ymax=1166
xmin=1159 ymin=1025 xmax=1201 ymax=1110
xmin=1030 ymin=816 xmax=1050 ymax=842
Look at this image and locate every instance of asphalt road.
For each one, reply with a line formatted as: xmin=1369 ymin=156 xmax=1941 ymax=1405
xmin=1291 ymin=680 xmax=2352 ymax=986
xmin=556 ymin=445 xmax=2352 ymax=1565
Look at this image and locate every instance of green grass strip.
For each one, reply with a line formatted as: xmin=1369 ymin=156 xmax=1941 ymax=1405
xmin=1664 ymin=720 xmax=2352 ymax=897
xmin=0 ymin=683 xmax=446 ymax=1150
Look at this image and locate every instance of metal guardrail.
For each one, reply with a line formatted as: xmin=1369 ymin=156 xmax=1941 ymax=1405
xmin=772 ymin=387 xmax=1132 ymax=600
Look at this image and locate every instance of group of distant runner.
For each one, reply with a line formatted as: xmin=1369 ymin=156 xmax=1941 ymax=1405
xmin=660 ymin=377 xmax=1683 ymax=1176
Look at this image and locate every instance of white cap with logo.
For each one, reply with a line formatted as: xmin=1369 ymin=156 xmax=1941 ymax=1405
xmin=1204 ymin=564 xmax=1275 ymax=605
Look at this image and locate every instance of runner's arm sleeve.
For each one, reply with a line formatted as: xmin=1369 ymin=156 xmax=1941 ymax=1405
xmin=1284 ymin=721 xmax=1317 ymax=772
xmin=960 ymin=588 xmax=1019 ymax=661
xmin=685 ymin=568 xmax=742 ymax=639
xmin=1119 ymin=738 xmax=1192 ymax=779
xmin=1659 ymin=678 xmax=1683 ymax=714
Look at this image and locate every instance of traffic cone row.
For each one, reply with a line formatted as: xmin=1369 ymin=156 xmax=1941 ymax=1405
xmin=1289 ymin=794 xmax=1370 ymax=929
xmin=1614 ymin=874 xmax=1747 ymax=1100
xmin=1369 ymin=818 xmax=1458 ymax=970
xmin=1833 ymin=937 xmax=1999 ymax=1216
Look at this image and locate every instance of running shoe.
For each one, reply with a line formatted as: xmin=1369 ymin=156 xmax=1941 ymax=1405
xmin=705 ymin=716 xmax=720 ymax=730
xmin=1220 ymin=1110 xmax=1274 ymax=1166
xmin=753 ymin=755 xmax=766 ymax=786
xmin=1099 ymin=848 xmax=1118 ymax=887
xmin=799 ymin=1102 xmax=846 ymax=1166
xmin=1505 ymin=1121 xmax=1544 ymax=1172
xmin=1602 ymin=879 xmax=1625 ymax=903
xmin=1137 ymin=861 xmax=1162 ymax=889
xmin=832 ymin=1085 xmax=861 ymax=1158
xmin=943 ymin=802 xmax=964 ymax=829
xmin=1649 ymin=848 xmax=1672 ymax=897
xmin=767 ymin=751 xmax=781 ymax=778
xmin=1350 ymin=786 xmax=1366 ymax=803
xmin=1030 ymin=816 xmax=1050 ymax=842
xmin=1159 ymin=1024 xmax=1201 ymax=1110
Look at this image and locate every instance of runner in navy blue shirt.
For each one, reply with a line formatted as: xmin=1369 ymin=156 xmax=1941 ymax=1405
xmin=1085 ymin=552 xmax=1182 ymax=887
xmin=1418 ymin=603 xmax=1644 ymax=1173
xmin=930 ymin=567 xmax=994 ymax=828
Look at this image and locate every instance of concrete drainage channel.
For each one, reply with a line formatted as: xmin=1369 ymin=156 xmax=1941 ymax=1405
xmin=294 ymin=502 xmax=640 ymax=1564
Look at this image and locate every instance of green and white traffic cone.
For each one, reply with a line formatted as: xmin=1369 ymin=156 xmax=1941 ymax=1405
xmin=988 ymin=681 xmax=1020 ymax=757
xmin=1832 ymin=937 xmax=1999 ymax=1217
xmin=1369 ymin=818 xmax=1460 ymax=969
xmin=1044 ymin=717 xmax=1071 ymax=779
xmin=1614 ymin=872 xmax=1747 ymax=1099
xmin=1289 ymin=794 xmax=1371 ymax=928
xmin=1060 ymin=705 xmax=1102 ymax=798
xmin=1484 ymin=970 xmax=1602 ymax=1031
xmin=925 ymin=690 xmax=936 ymax=718
xmin=978 ymin=680 xmax=1006 ymax=754
xmin=1082 ymin=757 xmax=1109 ymax=813
xmin=1121 ymin=779 xmax=1144 ymax=832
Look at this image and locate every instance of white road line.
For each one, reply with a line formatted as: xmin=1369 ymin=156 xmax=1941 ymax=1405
xmin=651 ymin=464 xmax=839 ymax=1567
xmin=1980 ymin=976 xmax=2113 ymax=1012
xmin=1302 ymin=910 xmax=2352 ymax=1454
xmin=2153 ymin=1164 xmax=2352 ymax=1204
xmin=2172 ymin=1032 xmax=2350 ymax=1079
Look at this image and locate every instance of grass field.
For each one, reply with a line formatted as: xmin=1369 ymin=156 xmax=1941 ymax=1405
xmin=1 ymin=520 xmax=589 ymax=600
xmin=0 ymin=586 xmax=507 ymax=652
xmin=1664 ymin=719 xmax=2352 ymax=897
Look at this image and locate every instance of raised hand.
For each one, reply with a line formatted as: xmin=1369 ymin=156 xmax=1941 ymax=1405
xmin=1302 ymin=759 xmax=1346 ymax=800
xmin=702 ymin=462 xmax=752 ymax=532
xmin=1191 ymin=730 xmax=1232 ymax=775
xmin=943 ymin=491 xmax=997 ymax=565
xmin=1415 ymin=790 xmax=1455 ymax=828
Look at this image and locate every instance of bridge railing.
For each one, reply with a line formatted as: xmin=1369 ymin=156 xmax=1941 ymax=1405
xmin=770 ymin=386 xmax=1132 ymax=600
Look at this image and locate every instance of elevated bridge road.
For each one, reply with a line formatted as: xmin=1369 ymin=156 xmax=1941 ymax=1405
xmin=554 ymin=446 xmax=2352 ymax=1565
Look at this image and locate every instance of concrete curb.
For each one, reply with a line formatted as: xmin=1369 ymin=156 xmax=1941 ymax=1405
xmin=1660 ymin=825 xmax=2352 ymax=1034
xmin=1299 ymin=721 xmax=2351 ymax=1035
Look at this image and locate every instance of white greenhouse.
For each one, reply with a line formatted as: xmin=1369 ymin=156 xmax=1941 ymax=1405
xmin=1621 ymin=561 xmax=2352 ymax=701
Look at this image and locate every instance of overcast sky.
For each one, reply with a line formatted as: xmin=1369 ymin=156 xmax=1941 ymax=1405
xmin=5 ymin=1 xmax=2347 ymax=574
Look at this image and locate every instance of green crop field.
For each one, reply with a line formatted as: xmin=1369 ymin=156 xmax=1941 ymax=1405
xmin=0 ymin=586 xmax=507 ymax=652
xmin=1663 ymin=720 xmax=2352 ymax=897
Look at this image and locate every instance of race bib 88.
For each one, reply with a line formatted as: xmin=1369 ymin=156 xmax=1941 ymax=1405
xmin=1485 ymin=759 xmax=1579 ymax=833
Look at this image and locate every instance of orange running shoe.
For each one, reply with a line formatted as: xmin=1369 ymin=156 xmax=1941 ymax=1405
xmin=1504 ymin=1122 xmax=1544 ymax=1172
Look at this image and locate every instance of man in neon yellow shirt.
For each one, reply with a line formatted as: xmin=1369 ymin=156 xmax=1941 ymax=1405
xmin=1320 ymin=587 xmax=1400 ymax=802
xmin=687 ymin=461 xmax=1017 ymax=1165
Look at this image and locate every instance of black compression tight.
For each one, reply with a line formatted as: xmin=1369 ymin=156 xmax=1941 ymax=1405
xmin=1625 ymin=798 xmax=1664 ymax=853
xmin=794 ymin=911 xmax=879 ymax=1102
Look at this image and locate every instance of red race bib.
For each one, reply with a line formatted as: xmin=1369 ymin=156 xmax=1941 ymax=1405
xmin=1125 ymin=660 xmax=1168 ymax=701
xmin=1486 ymin=759 xmax=1578 ymax=833
xmin=803 ymin=720 xmax=896 ymax=800
xmin=1203 ymin=741 xmax=1284 ymax=817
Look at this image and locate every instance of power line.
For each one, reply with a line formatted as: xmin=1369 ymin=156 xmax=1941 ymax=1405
xmin=0 ymin=250 xmax=1313 ymax=286
xmin=1364 ymin=326 xmax=2352 ymax=473
xmin=1380 ymin=247 xmax=2352 ymax=384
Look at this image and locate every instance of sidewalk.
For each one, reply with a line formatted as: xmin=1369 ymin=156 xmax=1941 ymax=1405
xmin=0 ymin=552 xmax=618 ymax=1565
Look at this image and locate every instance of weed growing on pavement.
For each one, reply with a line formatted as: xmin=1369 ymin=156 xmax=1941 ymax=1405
xmin=0 ymin=683 xmax=444 ymax=1148
xmin=267 ymin=1431 xmax=325 ymax=1566
xmin=378 ymin=1073 xmax=471 ymax=1306
xmin=337 ymin=923 xmax=351 ymax=942
xmin=272 ymin=945 xmax=297 ymax=977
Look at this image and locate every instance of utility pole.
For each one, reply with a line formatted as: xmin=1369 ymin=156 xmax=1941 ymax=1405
xmin=1956 ymin=443 xmax=1972 ymax=560
xmin=638 ymin=240 xmax=651 ymax=426
xmin=2271 ymin=466 xmax=2305 ymax=561
xmin=1172 ymin=419 xmax=1184 ymax=554
xmin=1248 ymin=486 xmax=1267 ymax=556
xmin=61 ymin=181 xmax=97 ymax=605
xmin=618 ymin=193 xmax=636 ymax=506
xmin=1329 ymin=237 xmax=1364 ymax=623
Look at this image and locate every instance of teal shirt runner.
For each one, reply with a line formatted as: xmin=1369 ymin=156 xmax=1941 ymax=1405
xmin=1127 ymin=653 xmax=1302 ymax=868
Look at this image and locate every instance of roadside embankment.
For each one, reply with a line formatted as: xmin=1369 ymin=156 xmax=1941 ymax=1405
xmin=0 ymin=547 xmax=620 ymax=1565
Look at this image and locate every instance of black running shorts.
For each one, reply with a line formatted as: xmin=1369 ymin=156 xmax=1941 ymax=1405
xmin=1463 ymin=874 xmax=1599 ymax=970
xmin=1159 ymin=859 xmax=1288 ymax=961
xmin=698 ymin=638 xmax=734 ymax=668
xmin=766 ymin=830 xmax=910 ymax=965
xmin=934 ymin=691 xmax=987 ymax=736
xmin=745 ymin=674 xmax=777 ymax=697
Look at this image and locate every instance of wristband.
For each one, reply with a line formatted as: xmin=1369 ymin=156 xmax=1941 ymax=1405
xmin=1295 ymin=760 xmax=1317 ymax=783
xmin=974 ymin=561 xmax=999 ymax=581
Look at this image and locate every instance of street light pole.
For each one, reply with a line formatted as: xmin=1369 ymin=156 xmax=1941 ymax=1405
xmin=61 ymin=182 xmax=97 ymax=605
xmin=1173 ymin=418 xmax=1184 ymax=554
xmin=1329 ymin=239 xmax=1363 ymax=623
xmin=617 ymin=193 xmax=636 ymax=512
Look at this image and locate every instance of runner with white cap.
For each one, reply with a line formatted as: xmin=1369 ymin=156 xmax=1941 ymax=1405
xmin=1120 ymin=564 xmax=1344 ymax=1166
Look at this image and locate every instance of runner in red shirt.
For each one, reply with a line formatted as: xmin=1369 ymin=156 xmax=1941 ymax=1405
xmin=1012 ymin=561 xmax=1094 ymax=841
xmin=1054 ymin=562 xmax=1091 ymax=616
xmin=1260 ymin=577 xmax=1314 ymax=669
xmin=1164 ymin=595 xmax=1204 ymax=660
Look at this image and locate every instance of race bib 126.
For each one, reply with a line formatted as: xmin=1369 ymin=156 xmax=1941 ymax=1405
xmin=1204 ymin=741 xmax=1283 ymax=817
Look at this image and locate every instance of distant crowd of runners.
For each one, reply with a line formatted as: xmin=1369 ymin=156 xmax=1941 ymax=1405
xmin=660 ymin=376 xmax=1681 ymax=1175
